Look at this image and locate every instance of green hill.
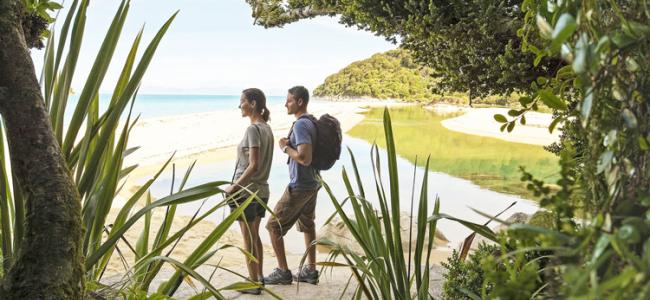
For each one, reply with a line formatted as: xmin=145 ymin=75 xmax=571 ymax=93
xmin=314 ymin=49 xmax=436 ymax=102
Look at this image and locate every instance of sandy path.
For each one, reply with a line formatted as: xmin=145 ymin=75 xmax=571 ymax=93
xmin=100 ymin=207 xmax=447 ymax=299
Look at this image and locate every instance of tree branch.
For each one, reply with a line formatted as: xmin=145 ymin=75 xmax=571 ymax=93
xmin=247 ymin=0 xmax=336 ymax=28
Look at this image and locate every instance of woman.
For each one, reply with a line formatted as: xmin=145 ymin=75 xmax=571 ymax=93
xmin=224 ymin=88 xmax=274 ymax=295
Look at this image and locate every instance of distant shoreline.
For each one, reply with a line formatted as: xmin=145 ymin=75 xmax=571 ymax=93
xmin=313 ymin=95 xmax=411 ymax=103
xmin=424 ymin=103 xmax=561 ymax=146
xmin=123 ymin=101 xmax=557 ymax=182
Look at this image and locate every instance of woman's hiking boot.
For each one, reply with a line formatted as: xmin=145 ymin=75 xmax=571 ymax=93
xmin=293 ymin=266 xmax=319 ymax=285
xmin=263 ymin=268 xmax=293 ymax=285
xmin=238 ymin=279 xmax=264 ymax=295
xmin=238 ymin=287 xmax=262 ymax=295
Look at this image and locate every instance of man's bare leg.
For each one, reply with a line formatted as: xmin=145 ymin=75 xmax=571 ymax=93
xmin=303 ymin=227 xmax=316 ymax=271
xmin=269 ymin=229 xmax=289 ymax=270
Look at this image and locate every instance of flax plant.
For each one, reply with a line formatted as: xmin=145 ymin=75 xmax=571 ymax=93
xmin=0 ymin=0 xmax=266 ymax=298
xmin=317 ymin=109 xmax=497 ymax=299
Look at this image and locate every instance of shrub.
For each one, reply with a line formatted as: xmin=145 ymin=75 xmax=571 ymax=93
xmin=441 ymin=243 xmax=500 ymax=299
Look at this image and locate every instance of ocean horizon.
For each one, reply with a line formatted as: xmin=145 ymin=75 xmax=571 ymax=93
xmin=64 ymin=94 xmax=288 ymax=122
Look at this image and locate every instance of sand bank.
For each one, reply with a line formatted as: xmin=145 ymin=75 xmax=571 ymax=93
xmin=427 ymin=104 xmax=561 ymax=146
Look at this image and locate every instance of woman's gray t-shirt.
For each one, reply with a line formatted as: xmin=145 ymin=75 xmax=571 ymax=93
xmin=234 ymin=123 xmax=274 ymax=198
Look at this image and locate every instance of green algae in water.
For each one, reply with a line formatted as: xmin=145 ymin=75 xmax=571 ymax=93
xmin=347 ymin=106 xmax=560 ymax=198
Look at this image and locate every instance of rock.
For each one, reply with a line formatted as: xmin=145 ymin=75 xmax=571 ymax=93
xmin=316 ymin=216 xmax=364 ymax=254
xmin=428 ymin=264 xmax=447 ymax=299
xmin=528 ymin=210 xmax=554 ymax=228
xmin=317 ymin=212 xmax=450 ymax=254
xmin=398 ymin=213 xmax=449 ymax=251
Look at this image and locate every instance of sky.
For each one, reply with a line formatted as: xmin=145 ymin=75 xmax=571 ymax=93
xmin=30 ymin=0 xmax=396 ymax=96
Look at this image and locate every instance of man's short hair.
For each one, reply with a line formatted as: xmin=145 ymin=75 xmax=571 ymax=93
xmin=288 ymin=86 xmax=309 ymax=105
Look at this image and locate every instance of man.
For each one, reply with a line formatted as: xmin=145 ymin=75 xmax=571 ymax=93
xmin=264 ymin=86 xmax=320 ymax=285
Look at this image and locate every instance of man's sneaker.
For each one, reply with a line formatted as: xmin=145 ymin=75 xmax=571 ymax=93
xmin=263 ymin=268 xmax=293 ymax=285
xmin=293 ymin=266 xmax=319 ymax=284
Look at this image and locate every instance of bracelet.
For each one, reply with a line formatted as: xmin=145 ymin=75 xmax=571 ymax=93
xmin=282 ymin=145 xmax=289 ymax=153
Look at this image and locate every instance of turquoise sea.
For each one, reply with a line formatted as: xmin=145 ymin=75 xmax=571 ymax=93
xmin=64 ymin=94 xmax=286 ymax=121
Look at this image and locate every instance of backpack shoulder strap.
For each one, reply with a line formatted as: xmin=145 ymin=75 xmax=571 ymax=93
xmin=287 ymin=115 xmax=316 ymax=138
xmin=286 ymin=115 xmax=317 ymax=165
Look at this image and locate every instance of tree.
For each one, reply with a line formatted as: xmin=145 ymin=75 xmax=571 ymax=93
xmin=314 ymin=49 xmax=436 ymax=101
xmin=0 ymin=0 xmax=83 ymax=297
xmin=245 ymin=0 xmax=565 ymax=103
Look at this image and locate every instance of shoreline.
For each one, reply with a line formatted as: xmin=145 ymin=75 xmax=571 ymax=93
xmin=122 ymin=100 xmax=414 ymax=186
xmin=126 ymin=101 xmax=558 ymax=176
xmin=425 ymin=103 xmax=561 ymax=146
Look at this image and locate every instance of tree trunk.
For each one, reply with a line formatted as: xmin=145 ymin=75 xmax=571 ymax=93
xmin=468 ymin=87 xmax=474 ymax=107
xmin=0 ymin=0 xmax=84 ymax=298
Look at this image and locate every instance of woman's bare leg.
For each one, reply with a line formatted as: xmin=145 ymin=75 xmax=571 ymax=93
xmin=251 ymin=217 xmax=264 ymax=279
xmin=239 ymin=220 xmax=258 ymax=280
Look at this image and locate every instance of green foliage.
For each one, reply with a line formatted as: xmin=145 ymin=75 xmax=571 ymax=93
xmin=441 ymin=243 xmax=500 ymax=300
xmin=319 ymin=109 xmax=497 ymax=299
xmin=22 ymin=0 xmax=61 ymax=22
xmin=495 ymin=1 xmax=650 ymax=297
xmin=313 ymin=49 xmax=436 ymax=101
xmin=246 ymin=0 xmax=564 ymax=99
xmin=479 ymin=244 xmax=540 ymax=299
xmin=21 ymin=0 xmax=62 ymax=48
xmin=379 ymin=0 xmax=650 ymax=297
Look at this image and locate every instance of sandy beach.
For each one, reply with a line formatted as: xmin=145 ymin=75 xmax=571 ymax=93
xmin=101 ymin=206 xmax=448 ymax=299
xmin=427 ymin=104 xmax=561 ymax=146
xmin=124 ymin=100 xmax=406 ymax=169
xmin=107 ymin=101 xmax=554 ymax=298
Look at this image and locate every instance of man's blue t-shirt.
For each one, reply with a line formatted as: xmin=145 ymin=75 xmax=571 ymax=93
xmin=288 ymin=116 xmax=320 ymax=190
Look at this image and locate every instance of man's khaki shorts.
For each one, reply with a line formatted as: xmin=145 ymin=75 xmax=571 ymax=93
xmin=266 ymin=186 xmax=319 ymax=236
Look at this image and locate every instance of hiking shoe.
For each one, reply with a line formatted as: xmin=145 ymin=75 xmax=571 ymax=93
xmin=238 ymin=287 xmax=262 ymax=295
xmin=293 ymin=266 xmax=319 ymax=284
xmin=263 ymin=268 xmax=293 ymax=285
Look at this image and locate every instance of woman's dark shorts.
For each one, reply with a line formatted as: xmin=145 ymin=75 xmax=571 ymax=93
xmin=228 ymin=193 xmax=269 ymax=222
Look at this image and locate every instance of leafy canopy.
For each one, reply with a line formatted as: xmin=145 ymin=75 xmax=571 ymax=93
xmin=246 ymin=0 xmax=564 ymax=99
